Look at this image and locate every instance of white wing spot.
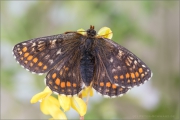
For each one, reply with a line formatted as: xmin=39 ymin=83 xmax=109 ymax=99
xmin=56 ymin=49 xmax=62 ymax=55
xmin=112 ymin=69 xmax=116 ymax=73
xmin=22 ymin=43 xmax=27 ymax=45
xmin=38 ymin=41 xmax=44 ymax=44
xmin=103 ymin=95 xmax=110 ymax=98
xmin=48 ymin=59 xmax=53 ymax=64
xmin=118 ymin=94 xmax=123 ymax=97
xmin=142 ymin=64 xmax=146 ymax=68
xmin=38 ymin=73 xmax=44 ymax=75
xmin=31 ymin=72 xmax=36 ymax=74
xmin=118 ymin=50 xmax=124 ymax=57
xmin=129 ymin=56 xmax=134 ymax=60
xmin=134 ymin=60 xmax=137 ymax=64
xmin=110 ymin=57 xmax=113 ymax=62
xmin=117 ymin=66 xmax=121 ymax=69
xmin=32 ymin=43 xmax=36 ymax=47
xmin=44 ymin=55 xmax=50 ymax=59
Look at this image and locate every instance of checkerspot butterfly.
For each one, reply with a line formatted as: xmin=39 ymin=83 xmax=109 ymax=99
xmin=13 ymin=25 xmax=153 ymax=98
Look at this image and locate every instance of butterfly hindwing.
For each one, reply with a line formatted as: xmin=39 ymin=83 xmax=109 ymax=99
xmin=96 ymin=38 xmax=152 ymax=88
xmin=45 ymin=47 xmax=83 ymax=96
xmin=93 ymin=55 xmax=130 ymax=97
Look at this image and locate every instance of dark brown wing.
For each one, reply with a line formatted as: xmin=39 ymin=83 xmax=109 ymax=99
xmin=13 ymin=33 xmax=82 ymax=75
xmin=45 ymin=48 xmax=83 ymax=96
xmin=94 ymin=38 xmax=153 ymax=89
xmin=93 ymin=53 xmax=130 ymax=97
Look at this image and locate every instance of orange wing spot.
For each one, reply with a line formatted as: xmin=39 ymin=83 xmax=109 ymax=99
xmin=67 ymin=81 xmax=71 ymax=87
xmin=55 ymin=78 xmax=60 ymax=85
xmin=106 ymin=82 xmax=111 ymax=87
xmin=24 ymin=52 xmax=29 ymax=57
xmin=43 ymin=65 xmax=47 ymax=70
xmin=30 ymin=62 xmax=33 ymax=67
xmin=27 ymin=55 xmax=33 ymax=61
xmin=24 ymin=61 xmax=28 ymax=64
xmin=52 ymin=73 xmax=57 ymax=79
xmin=38 ymin=62 xmax=43 ymax=66
xmin=20 ymin=57 xmax=23 ymax=60
xmin=138 ymin=78 xmax=140 ymax=81
xmin=65 ymin=67 xmax=69 ymax=71
xmin=18 ymin=51 xmax=22 ymax=55
xmin=73 ymin=83 xmax=77 ymax=87
xmin=119 ymin=88 xmax=123 ymax=91
xmin=33 ymin=57 xmax=38 ymax=63
xmin=126 ymin=73 xmax=130 ymax=79
xmin=131 ymin=73 xmax=135 ymax=79
xmin=112 ymin=84 xmax=117 ymax=89
xmin=114 ymin=75 xmax=118 ymax=80
xmin=139 ymin=68 xmax=143 ymax=73
xmin=100 ymin=82 xmax=104 ymax=87
xmin=135 ymin=72 xmax=139 ymax=78
xmin=127 ymin=79 xmax=130 ymax=83
xmin=120 ymin=75 xmax=124 ymax=79
xmin=22 ymin=47 xmax=27 ymax=52
xmin=133 ymin=79 xmax=136 ymax=83
xmin=141 ymin=74 xmax=145 ymax=78
xmin=61 ymin=82 xmax=65 ymax=88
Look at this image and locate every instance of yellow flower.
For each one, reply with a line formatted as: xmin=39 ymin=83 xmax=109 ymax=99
xmin=58 ymin=95 xmax=87 ymax=116
xmin=77 ymin=28 xmax=86 ymax=35
xmin=40 ymin=96 xmax=67 ymax=120
xmin=81 ymin=86 xmax=94 ymax=98
xmin=58 ymin=95 xmax=71 ymax=112
xmin=97 ymin=27 xmax=113 ymax=39
xmin=30 ymin=86 xmax=88 ymax=119
xmin=30 ymin=86 xmax=52 ymax=103
xmin=71 ymin=96 xmax=87 ymax=116
xmin=77 ymin=27 xmax=113 ymax=39
xmin=31 ymin=87 xmax=67 ymax=120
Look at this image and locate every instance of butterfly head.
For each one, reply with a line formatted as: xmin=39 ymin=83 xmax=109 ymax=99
xmin=86 ymin=25 xmax=96 ymax=38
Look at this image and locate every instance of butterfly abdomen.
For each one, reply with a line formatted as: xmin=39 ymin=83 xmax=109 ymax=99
xmin=80 ymin=50 xmax=95 ymax=86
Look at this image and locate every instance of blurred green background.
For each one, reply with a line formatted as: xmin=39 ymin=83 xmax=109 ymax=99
xmin=1 ymin=1 xmax=179 ymax=120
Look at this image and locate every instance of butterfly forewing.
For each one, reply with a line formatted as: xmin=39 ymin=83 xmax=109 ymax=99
xmin=13 ymin=33 xmax=82 ymax=74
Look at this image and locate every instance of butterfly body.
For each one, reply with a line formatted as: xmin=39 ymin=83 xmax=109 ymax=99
xmin=13 ymin=25 xmax=152 ymax=97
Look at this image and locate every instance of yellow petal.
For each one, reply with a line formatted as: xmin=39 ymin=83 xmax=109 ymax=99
xmin=71 ymin=97 xmax=87 ymax=116
xmin=43 ymin=86 xmax=53 ymax=93
xmin=77 ymin=28 xmax=86 ymax=35
xmin=81 ymin=86 xmax=94 ymax=98
xmin=97 ymin=27 xmax=113 ymax=39
xmin=30 ymin=87 xmax=52 ymax=103
xmin=40 ymin=96 xmax=60 ymax=115
xmin=58 ymin=95 xmax=71 ymax=112
xmin=49 ymin=107 xmax=67 ymax=120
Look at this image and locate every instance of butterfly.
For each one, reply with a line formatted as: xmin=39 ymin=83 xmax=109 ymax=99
xmin=12 ymin=25 xmax=153 ymax=98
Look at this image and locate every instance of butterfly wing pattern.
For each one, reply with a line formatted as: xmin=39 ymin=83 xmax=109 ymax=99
xmin=13 ymin=25 xmax=153 ymax=97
